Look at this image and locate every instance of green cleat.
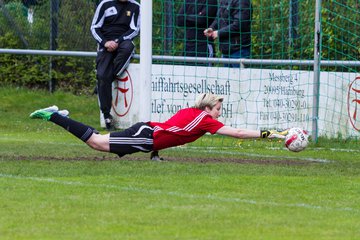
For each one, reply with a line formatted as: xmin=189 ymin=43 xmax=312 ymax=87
xmin=29 ymin=105 xmax=58 ymax=121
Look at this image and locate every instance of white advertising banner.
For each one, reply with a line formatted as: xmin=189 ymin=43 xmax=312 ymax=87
xmin=103 ymin=64 xmax=359 ymax=137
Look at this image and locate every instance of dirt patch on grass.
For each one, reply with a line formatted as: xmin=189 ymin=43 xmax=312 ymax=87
xmin=4 ymin=154 xmax=317 ymax=166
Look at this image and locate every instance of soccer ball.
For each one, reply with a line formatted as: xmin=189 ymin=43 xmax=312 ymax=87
xmin=285 ymin=127 xmax=309 ymax=152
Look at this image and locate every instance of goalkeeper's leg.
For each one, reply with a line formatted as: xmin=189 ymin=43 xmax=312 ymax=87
xmin=50 ymin=113 xmax=111 ymax=152
xmin=30 ymin=107 xmax=109 ymax=152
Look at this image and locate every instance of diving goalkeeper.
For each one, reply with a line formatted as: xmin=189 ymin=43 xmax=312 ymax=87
xmin=29 ymin=93 xmax=288 ymax=158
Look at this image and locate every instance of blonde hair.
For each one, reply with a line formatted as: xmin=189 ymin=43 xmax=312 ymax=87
xmin=194 ymin=93 xmax=224 ymax=110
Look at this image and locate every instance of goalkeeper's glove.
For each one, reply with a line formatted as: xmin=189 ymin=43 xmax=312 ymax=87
xmin=260 ymin=129 xmax=289 ymax=139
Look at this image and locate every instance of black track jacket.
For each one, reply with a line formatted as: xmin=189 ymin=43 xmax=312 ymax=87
xmin=91 ymin=0 xmax=140 ymax=47
xmin=176 ymin=0 xmax=218 ymax=50
xmin=209 ymin=0 xmax=252 ymax=55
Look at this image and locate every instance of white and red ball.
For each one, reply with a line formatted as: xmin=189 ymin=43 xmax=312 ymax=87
xmin=285 ymin=127 xmax=309 ymax=152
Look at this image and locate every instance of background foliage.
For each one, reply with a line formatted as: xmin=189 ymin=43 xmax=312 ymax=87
xmin=0 ymin=0 xmax=359 ymax=93
xmin=0 ymin=0 xmax=97 ymax=94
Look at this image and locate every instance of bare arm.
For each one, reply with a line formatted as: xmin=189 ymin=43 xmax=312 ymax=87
xmin=216 ymin=126 xmax=260 ymax=138
xmin=216 ymin=126 xmax=288 ymax=139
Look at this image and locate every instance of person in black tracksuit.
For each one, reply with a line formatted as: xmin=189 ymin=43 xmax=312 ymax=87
xmin=176 ymin=0 xmax=218 ymax=60
xmin=91 ymin=0 xmax=140 ymax=130
xmin=204 ymin=0 xmax=252 ymax=67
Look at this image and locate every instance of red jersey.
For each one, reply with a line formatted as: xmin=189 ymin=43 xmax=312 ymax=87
xmin=148 ymin=108 xmax=224 ymax=150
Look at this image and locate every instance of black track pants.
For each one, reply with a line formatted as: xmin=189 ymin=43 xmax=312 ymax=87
xmin=96 ymin=40 xmax=135 ymax=116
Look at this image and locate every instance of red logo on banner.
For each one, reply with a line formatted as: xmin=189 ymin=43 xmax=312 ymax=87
xmin=112 ymin=70 xmax=133 ymax=117
xmin=347 ymin=76 xmax=360 ymax=131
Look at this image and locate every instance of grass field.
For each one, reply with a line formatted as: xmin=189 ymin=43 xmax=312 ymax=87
xmin=1 ymin=87 xmax=360 ymax=239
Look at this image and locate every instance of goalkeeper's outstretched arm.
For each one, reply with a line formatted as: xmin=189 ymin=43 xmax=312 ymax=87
xmin=216 ymin=126 xmax=288 ymax=139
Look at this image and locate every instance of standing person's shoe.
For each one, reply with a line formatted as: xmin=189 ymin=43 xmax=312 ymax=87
xmin=104 ymin=115 xmax=115 ymax=131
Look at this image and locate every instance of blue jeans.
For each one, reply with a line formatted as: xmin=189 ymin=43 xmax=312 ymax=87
xmin=222 ymin=46 xmax=251 ymax=68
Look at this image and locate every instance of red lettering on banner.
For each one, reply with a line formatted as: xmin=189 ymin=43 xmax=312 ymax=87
xmin=112 ymin=70 xmax=133 ymax=117
xmin=347 ymin=76 xmax=360 ymax=131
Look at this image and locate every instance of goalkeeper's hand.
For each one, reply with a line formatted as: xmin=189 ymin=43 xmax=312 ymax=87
xmin=261 ymin=129 xmax=289 ymax=139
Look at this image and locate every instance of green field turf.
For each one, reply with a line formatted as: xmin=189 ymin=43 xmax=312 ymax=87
xmin=1 ymin=87 xmax=360 ymax=239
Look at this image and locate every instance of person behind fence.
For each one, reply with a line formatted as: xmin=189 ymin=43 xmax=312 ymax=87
xmin=29 ymin=93 xmax=288 ymax=160
xmin=204 ymin=0 xmax=252 ymax=68
xmin=176 ymin=0 xmax=218 ymax=61
xmin=90 ymin=0 xmax=140 ymax=130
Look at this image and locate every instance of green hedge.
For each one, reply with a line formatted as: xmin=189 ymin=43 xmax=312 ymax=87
xmin=1 ymin=0 xmax=359 ymax=93
xmin=0 ymin=0 xmax=96 ymax=94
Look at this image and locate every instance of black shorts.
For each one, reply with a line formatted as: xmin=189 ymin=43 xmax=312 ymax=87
xmin=109 ymin=122 xmax=154 ymax=158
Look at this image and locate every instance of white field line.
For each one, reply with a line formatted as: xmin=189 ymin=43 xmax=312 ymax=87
xmin=0 ymin=173 xmax=358 ymax=213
